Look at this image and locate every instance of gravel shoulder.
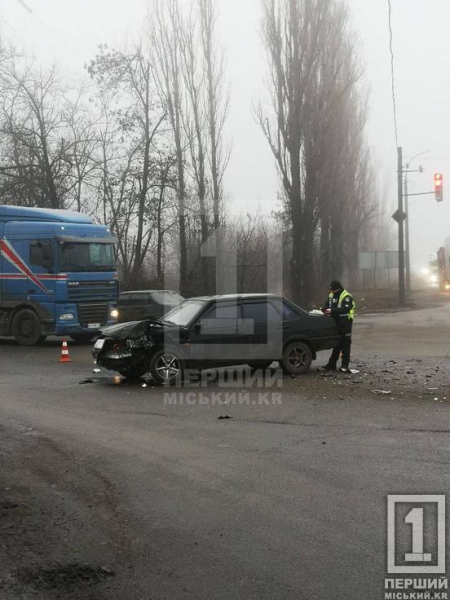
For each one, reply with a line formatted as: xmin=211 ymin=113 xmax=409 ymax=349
xmin=0 ymin=420 xmax=136 ymax=600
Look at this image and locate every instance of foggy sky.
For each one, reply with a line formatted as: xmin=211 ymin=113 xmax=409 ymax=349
xmin=1 ymin=0 xmax=449 ymax=271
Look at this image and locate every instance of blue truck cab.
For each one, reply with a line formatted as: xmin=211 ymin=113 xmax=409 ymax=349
xmin=0 ymin=205 xmax=119 ymax=345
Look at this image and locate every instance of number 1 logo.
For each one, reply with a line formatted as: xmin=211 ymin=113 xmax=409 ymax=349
xmin=404 ymin=507 xmax=432 ymax=563
xmin=387 ymin=495 xmax=445 ymax=574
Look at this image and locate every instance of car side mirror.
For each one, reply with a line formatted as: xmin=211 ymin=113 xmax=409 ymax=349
xmin=194 ymin=322 xmax=201 ymax=333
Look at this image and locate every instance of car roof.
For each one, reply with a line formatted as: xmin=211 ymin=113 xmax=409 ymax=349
xmin=188 ymin=293 xmax=281 ymax=302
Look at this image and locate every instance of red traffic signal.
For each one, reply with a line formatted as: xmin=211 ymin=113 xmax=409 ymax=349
xmin=435 ymin=173 xmax=444 ymax=202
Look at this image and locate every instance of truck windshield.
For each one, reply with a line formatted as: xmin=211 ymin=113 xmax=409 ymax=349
xmin=58 ymin=242 xmax=116 ymax=272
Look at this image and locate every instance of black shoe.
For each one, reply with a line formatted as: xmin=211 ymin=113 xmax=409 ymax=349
xmin=318 ymin=365 xmax=337 ymax=372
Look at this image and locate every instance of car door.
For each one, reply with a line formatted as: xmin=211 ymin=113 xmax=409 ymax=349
xmin=240 ymin=300 xmax=284 ymax=360
xmin=188 ymin=302 xmax=243 ymax=364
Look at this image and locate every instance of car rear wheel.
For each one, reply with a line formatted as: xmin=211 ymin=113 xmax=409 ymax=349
xmin=12 ymin=309 xmax=42 ymax=346
xmin=150 ymin=349 xmax=183 ymax=385
xmin=281 ymin=341 xmax=312 ymax=375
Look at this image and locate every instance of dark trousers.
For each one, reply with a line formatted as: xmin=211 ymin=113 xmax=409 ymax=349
xmin=328 ymin=330 xmax=352 ymax=368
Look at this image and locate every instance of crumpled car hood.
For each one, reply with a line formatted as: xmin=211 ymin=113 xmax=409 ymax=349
xmin=101 ymin=319 xmax=166 ymax=341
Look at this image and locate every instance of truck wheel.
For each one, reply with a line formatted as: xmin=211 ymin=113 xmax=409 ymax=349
xmin=70 ymin=333 xmax=96 ymax=344
xmin=281 ymin=341 xmax=312 ymax=375
xmin=12 ymin=310 xmax=42 ymax=346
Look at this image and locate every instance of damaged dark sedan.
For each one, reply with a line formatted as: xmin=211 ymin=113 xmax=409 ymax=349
xmin=92 ymin=294 xmax=340 ymax=384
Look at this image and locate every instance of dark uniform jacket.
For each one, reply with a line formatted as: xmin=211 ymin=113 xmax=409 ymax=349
xmin=322 ymin=289 xmax=354 ymax=334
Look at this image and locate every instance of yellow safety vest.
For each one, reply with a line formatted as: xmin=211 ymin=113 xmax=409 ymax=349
xmin=328 ymin=289 xmax=355 ymax=320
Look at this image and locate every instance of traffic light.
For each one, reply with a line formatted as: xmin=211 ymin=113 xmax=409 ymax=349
xmin=434 ymin=173 xmax=444 ymax=202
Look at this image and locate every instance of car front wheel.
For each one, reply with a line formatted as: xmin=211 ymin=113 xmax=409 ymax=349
xmin=149 ymin=349 xmax=184 ymax=385
xmin=281 ymin=341 xmax=312 ymax=375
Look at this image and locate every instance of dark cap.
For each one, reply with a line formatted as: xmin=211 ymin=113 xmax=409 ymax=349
xmin=329 ymin=280 xmax=342 ymax=291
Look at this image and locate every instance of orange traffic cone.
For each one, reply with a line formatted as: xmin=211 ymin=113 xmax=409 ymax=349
xmin=59 ymin=339 xmax=72 ymax=363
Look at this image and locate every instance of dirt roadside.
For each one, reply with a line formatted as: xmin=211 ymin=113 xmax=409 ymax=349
xmin=0 ymin=421 xmax=136 ymax=600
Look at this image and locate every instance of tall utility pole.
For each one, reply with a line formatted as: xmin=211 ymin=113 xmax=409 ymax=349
xmin=404 ymin=172 xmax=410 ymax=292
xmin=403 ymin=151 xmax=429 ymax=292
xmin=397 ymin=147 xmax=406 ymax=306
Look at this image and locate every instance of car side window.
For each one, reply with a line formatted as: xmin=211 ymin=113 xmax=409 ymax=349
xmin=199 ymin=304 xmax=239 ymax=333
xmin=119 ymin=294 xmax=132 ymax=306
xmin=241 ymin=302 xmax=281 ymax=323
xmin=130 ymin=294 xmax=145 ymax=306
xmin=30 ymin=239 xmax=53 ymax=270
xmin=282 ymin=302 xmax=300 ymax=320
xmin=121 ymin=294 xmax=141 ymax=306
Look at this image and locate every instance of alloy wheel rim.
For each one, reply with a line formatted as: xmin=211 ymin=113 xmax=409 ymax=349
xmin=155 ymin=354 xmax=180 ymax=381
xmin=287 ymin=347 xmax=307 ymax=368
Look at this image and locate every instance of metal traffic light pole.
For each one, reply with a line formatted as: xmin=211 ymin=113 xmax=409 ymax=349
xmin=403 ymin=156 xmax=425 ymax=292
xmin=394 ymin=149 xmax=440 ymax=304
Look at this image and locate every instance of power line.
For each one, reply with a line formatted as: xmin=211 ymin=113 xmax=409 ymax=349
xmin=16 ymin=0 xmax=32 ymax=14
xmin=419 ymin=157 xmax=450 ymax=161
xmin=14 ymin=0 xmax=85 ymax=62
xmin=387 ymin=0 xmax=399 ymax=150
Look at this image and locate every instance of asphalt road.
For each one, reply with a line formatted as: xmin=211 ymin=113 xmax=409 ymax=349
xmin=1 ymin=304 xmax=450 ymax=599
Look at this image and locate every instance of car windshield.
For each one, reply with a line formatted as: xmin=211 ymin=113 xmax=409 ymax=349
xmin=163 ymin=300 xmax=206 ymax=326
xmin=58 ymin=242 xmax=116 ymax=272
xmin=151 ymin=291 xmax=184 ymax=305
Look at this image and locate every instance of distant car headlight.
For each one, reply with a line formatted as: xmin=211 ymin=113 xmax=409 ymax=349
xmin=110 ymin=308 xmax=119 ymax=320
xmin=430 ymin=274 xmax=438 ymax=284
xmin=445 ymin=284 xmax=450 ymax=291
xmin=59 ymin=313 xmax=75 ymax=321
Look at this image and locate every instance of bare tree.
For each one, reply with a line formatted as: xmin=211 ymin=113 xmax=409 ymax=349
xmin=150 ymin=0 xmax=189 ymax=295
xmin=258 ymin=0 xmax=327 ymax=304
xmin=88 ymin=43 xmax=167 ymax=288
xmin=0 ymin=58 xmax=97 ymax=210
xmin=199 ymin=0 xmax=230 ymax=234
xmin=150 ymin=0 xmax=230 ymax=296
xmin=258 ymin=0 xmax=373 ymax=304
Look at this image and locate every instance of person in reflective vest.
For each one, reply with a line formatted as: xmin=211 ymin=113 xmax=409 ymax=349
xmin=318 ymin=280 xmax=355 ymax=373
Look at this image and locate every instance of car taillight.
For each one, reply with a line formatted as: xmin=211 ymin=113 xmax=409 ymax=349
xmin=112 ymin=342 xmax=125 ymax=352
